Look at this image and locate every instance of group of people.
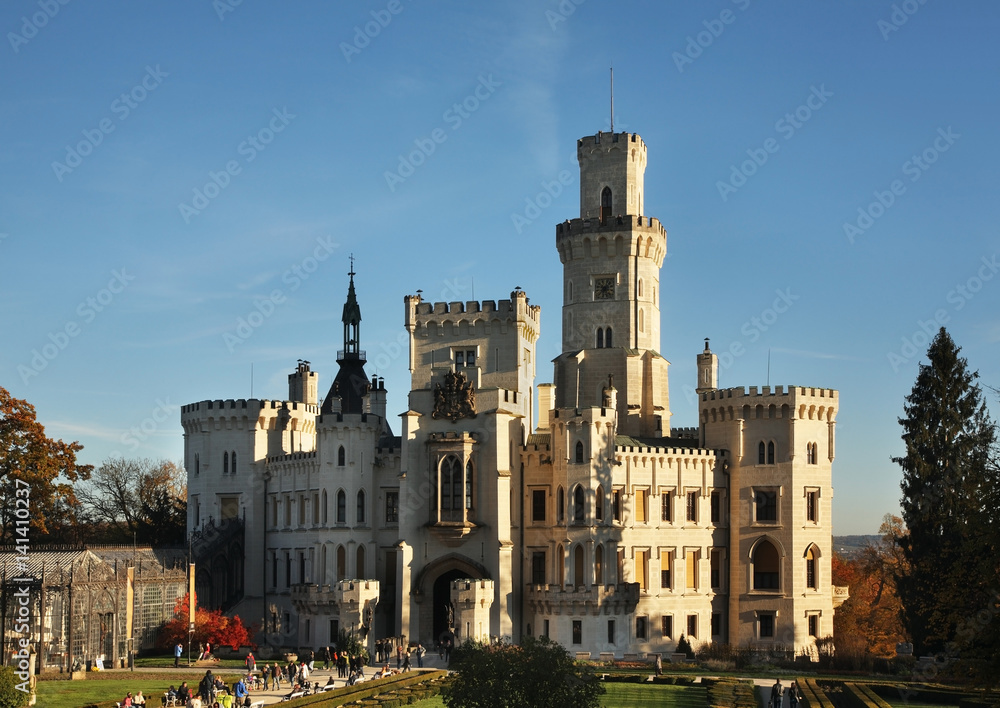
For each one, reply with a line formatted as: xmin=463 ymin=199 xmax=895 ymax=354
xmin=770 ymin=679 xmax=801 ymax=708
xmin=117 ymin=690 xmax=147 ymax=706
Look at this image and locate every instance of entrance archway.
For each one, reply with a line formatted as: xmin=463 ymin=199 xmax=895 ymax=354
xmin=433 ymin=569 xmax=467 ymax=644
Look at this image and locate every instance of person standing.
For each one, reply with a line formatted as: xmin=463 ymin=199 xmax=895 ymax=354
xmin=396 ymin=643 xmax=402 ymax=670
xmin=788 ymin=681 xmax=799 ymax=708
xmin=175 ymin=642 xmax=184 ymax=668
xmin=654 ymin=652 xmax=662 ymax=676
xmin=770 ymin=679 xmax=783 ymax=708
xmin=416 ymin=643 xmax=425 ymax=668
xmin=402 ymin=648 xmax=411 ymax=672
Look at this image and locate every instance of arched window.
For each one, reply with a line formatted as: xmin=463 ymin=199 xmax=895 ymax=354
xmin=336 ymin=545 xmax=346 ymax=581
xmin=336 ymin=490 xmax=346 ymax=524
xmin=231 ymin=450 xmax=237 ymax=475
xmin=557 ymin=487 xmax=565 ymax=524
xmin=601 ymin=186 xmax=612 ymax=224
xmin=573 ymin=485 xmax=585 ymax=523
xmin=595 ymin=485 xmax=605 ymax=522
xmin=322 ymin=490 xmax=328 ymax=525
xmin=195 ymin=454 xmax=200 ymax=475
xmin=806 ymin=546 xmax=818 ymax=589
xmin=752 ymin=539 xmax=780 ymax=590
xmin=767 ymin=441 xmax=775 ymax=465
xmin=357 ymin=545 xmax=366 ymax=578
xmin=638 ymin=279 xmax=643 ymax=297
xmin=439 ymin=455 xmax=462 ymax=522
xmin=807 ymin=442 xmax=818 ymax=464
xmin=596 ymin=328 xmax=604 ymax=349
xmin=567 ymin=280 xmax=573 ymax=302
xmin=575 ymin=440 xmax=585 ymax=464
xmin=758 ymin=441 xmax=766 ymax=465
xmin=605 ymin=328 xmax=613 ymax=347
xmin=557 ymin=544 xmax=565 ymax=586
xmin=574 ymin=545 xmax=585 ymax=587
xmin=595 ymin=544 xmax=604 ymax=585
xmin=338 ymin=446 xmax=346 ymax=466
xmin=357 ymin=489 xmax=366 ymax=524
xmin=223 ymin=451 xmax=229 ymax=475
xmin=638 ymin=309 xmax=644 ymax=332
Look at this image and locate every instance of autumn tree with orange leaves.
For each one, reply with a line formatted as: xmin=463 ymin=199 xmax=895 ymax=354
xmin=158 ymin=593 xmax=257 ymax=652
xmin=0 ymin=386 xmax=93 ymax=544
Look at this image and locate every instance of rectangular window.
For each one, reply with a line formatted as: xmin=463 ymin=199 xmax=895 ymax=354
xmin=284 ymin=497 xmax=291 ymax=526
xmin=271 ymin=497 xmax=278 ymax=527
xmin=711 ymin=550 xmax=722 ymax=589
xmin=385 ymin=491 xmax=399 ymax=523
xmin=710 ymin=490 xmax=721 ymax=523
xmin=532 ymin=489 xmax=546 ymax=522
xmin=531 ymin=551 xmax=546 ymax=585
xmin=635 ymin=489 xmax=647 ymax=523
xmin=661 ymin=615 xmax=673 ymax=639
xmin=572 ymin=620 xmax=582 ymax=645
xmin=636 ymin=616 xmax=648 ymax=640
xmin=271 ymin=553 xmax=277 ymax=588
xmin=809 ymin=615 xmax=819 ymax=638
xmin=543 ymin=619 xmax=550 ymax=638
xmin=711 ymin=612 xmax=721 ymax=637
xmin=806 ymin=490 xmax=818 ymax=522
xmin=285 ymin=553 xmax=291 ymax=588
xmin=759 ymin=613 xmax=775 ymax=639
xmin=687 ymin=614 xmax=697 ymax=638
xmin=755 ymin=490 xmax=778 ymax=522
xmin=686 ymin=491 xmax=698 ymax=522
xmin=299 ymin=496 xmax=306 ymax=526
xmin=305 ymin=619 xmax=311 ymax=642
xmin=313 ymin=494 xmax=319 ymax=525
xmin=636 ymin=550 xmax=649 ymax=591
xmin=330 ymin=619 xmax=339 ymax=643
xmin=686 ymin=550 xmax=698 ymax=589
xmin=299 ymin=552 xmax=306 ymax=584
xmin=661 ymin=491 xmax=672 ymax=522
xmin=613 ymin=489 xmax=622 ymax=522
xmin=660 ymin=550 xmax=672 ymax=589
xmin=466 ymin=350 xmax=476 ymax=367
xmin=607 ymin=619 xmax=615 ymax=644
xmin=455 ymin=350 xmax=464 ymax=366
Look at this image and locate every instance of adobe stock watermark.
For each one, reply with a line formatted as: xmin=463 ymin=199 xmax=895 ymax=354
xmin=51 ymin=65 xmax=169 ymax=182
xmin=716 ymin=84 xmax=833 ymax=202
xmin=843 ymin=126 xmax=959 ymax=244
xmin=102 ymin=398 xmax=178 ymax=456
xmin=383 ymin=74 xmax=502 ymax=192
xmin=546 ymin=0 xmax=586 ymax=31
xmin=7 ymin=0 xmax=72 ymax=54
xmin=887 ymin=254 xmax=999 ymax=373
xmin=878 ymin=0 xmax=929 ymax=40
xmin=178 ymin=107 xmax=296 ymax=223
xmin=223 ymin=235 xmax=339 ymax=353
xmin=213 ymin=0 xmax=244 ymax=21
xmin=682 ymin=287 xmax=799 ymax=403
xmin=341 ymin=0 xmax=410 ymax=62
xmin=18 ymin=268 xmax=135 ymax=384
xmin=672 ymin=0 xmax=752 ymax=73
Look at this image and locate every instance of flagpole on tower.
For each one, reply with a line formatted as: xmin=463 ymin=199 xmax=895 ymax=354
xmin=610 ymin=66 xmax=614 ymax=133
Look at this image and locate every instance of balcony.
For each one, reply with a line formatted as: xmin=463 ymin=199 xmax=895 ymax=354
xmin=832 ymin=585 xmax=850 ymax=608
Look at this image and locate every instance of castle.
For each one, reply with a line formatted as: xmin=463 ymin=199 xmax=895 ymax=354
xmin=181 ymin=128 xmax=845 ymax=658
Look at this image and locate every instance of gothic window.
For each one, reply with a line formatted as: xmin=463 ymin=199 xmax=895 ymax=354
xmin=232 ymin=450 xmax=237 ymax=474
xmin=767 ymin=441 xmax=775 ymax=464
xmin=806 ymin=545 xmax=818 ymax=589
xmin=574 ymin=545 xmax=585 ymax=587
xmin=223 ymin=451 xmax=229 ymax=475
xmin=195 ymin=454 xmax=199 ymax=475
xmin=568 ymin=280 xmax=573 ymax=302
xmin=336 ymin=490 xmax=346 ymax=524
xmin=807 ymin=442 xmax=818 ymax=464
xmin=385 ymin=491 xmax=399 ymax=523
xmin=557 ymin=486 xmax=565 ymax=523
xmin=336 ymin=545 xmax=346 ymax=581
xmin=575 ymin=440 xmax=584 ymax=464
xmin=638 ymin=278 xmax=643 ymax=297
xmin=596 ymin=328 xmax=604 ymax=349
xmin=605 ymin=328 xmax=613 ymax=347
xmin=596 ymin=485 xmax=605 ymax=521
xmin=465 ymin=460 xmax=474 ymax=510
xmin=601 ymin=186 xmax=612 ymax=224
xmin=752 ymin=538 xmax=780 ymax=590
xmin=437 ymin=455 xmax=465 ymax=522
xmin=572 ymin=485 xmax=585 ymax=523
xmin=338 ymin=446 xmax=346 ymax=466
xmin=638 ymin=308 xmax=644 ymax=332
xmin=758 ymin=441 xmax=766 ymax=465
xmin=357 ymin=489 xmax=366 ymax=524
xmin=595 ymin=544 xmax=604 ymax=584
xmin=357 ymin=544 xmax=366 ymax=578
xmin=322 ymin=490 xmax=328 ymax=525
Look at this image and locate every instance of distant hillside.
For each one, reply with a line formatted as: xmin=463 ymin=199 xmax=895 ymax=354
xmin=833 ymin=535 xmax=881 ymax=558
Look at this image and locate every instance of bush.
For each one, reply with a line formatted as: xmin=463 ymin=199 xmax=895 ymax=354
xmin=0 ymin=667 xmax=29 ymax=708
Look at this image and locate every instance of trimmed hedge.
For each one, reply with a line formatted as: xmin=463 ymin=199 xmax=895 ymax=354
xmin=277 ymin=670 xmax=448 ymax=708
xmin=798 ymin=678 xmax=836 ymax=708
xmin=706 ymin=677 xmax=758 ymax=708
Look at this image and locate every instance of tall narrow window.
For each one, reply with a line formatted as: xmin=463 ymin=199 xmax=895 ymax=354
xmin=195 ymin=454 xmax=200 ymax=475
xmin=223 ymin=451 xmax=229 ymax=475
xmin=595 ymin=485 xmax=605 ymax=521
xmin=573 ymin=485 xmax=585 ymax=522
xmin=638 ymin=309 xmax=644 ymax=332
xmin=595 ymin=544 xmax=604 ymax=585
xmin=660 ymin=550 xmax=672 ymax=589
xmin=336 ymin=490 xmax=346 ymax=524
xmin=531 ymin=489 xmax=546 ymax=522
xmin=357 ymin=544 xmax=366 ymax=578
xmin=557 ymin=487 xmax=565 ymax=523
xmin=574 ymin=545 xmax=585 ymax=587
xmin=636 ymin=550 xmax=649 ymax=591
xmin=338 ymin=446 xmax=346 ymax=466
xmin=758 ymin=441 xmax=766 ymax=465
xmin=806 ymin=546 xmax=818 ymax=589
xmin=531 ymin=551 xmax=546 ymax=585
xmin=752 ymin=539 xmax=780 ymax=590
xmin=357 ymin=489 xmax=366 ymax=524
xmin=466 ymin=460 xmax=474 ymax=510
xmin=605 ymin=328 xmax=613 ymax=347
xmin=806 ymin=490 xmax=819 ymax=522
xmin=686 ymin=491 xmax=698 ymax=522
xmin=661 ymin=491 xmax=672 ymax=522
xmin=439 ymin=455 xmax=462 ymax=521
xmin=231 ymin=451 xmax=237 ymax=475
xmin=635 ymin=489 xmax=648 ymax=523
xmin=710 ymin=490 xmax=721 ymax=523
xmin=575 ymin=441 xmax=584 ymax=464
xmin=600 ymin=186 xmax=612 ymax=224
xmin=336 ymin=546 xmax=346 ymax=580
xmin=613 ymin=489 xmax=622 ymax=522
xmin=596 ymin=328 xmax=604 ymax=349
xmin=385 ymin=491 xmax=399 ymax=523
xmin=686 ymin=550 xmax=698 ymax=589
xmin=767 ymin=441 xmax=775 ymax=464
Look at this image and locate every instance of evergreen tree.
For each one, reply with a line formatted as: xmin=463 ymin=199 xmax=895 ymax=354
xmin=893 ymin=328 xmax=997 ymax=660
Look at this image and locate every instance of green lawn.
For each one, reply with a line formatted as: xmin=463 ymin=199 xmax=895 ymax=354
xmin=35 ymin=673 xmax=242 ymax=708
xmin=408 ymin=682 xmax=706 ymax=708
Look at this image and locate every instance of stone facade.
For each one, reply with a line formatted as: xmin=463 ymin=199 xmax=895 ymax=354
xmin=182 ymin=128 xmax=844 ymax=658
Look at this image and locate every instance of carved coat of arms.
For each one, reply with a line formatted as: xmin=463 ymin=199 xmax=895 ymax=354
xmin=432 ymin=371 xmax=477 ymax=422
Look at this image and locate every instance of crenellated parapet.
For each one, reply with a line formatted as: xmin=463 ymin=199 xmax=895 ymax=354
xmin=555 ymin=216 xmax=666 ymax=267
xmin=405 ymin=289 xmax=541 ymax=337
xmin=699 ymin=385 xmax=838 ymax=424
xmin=525 ymin=582 xmax=640 ymax=617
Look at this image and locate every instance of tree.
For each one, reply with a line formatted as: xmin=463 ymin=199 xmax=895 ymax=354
xmin=78 ymin=457 xmax=186 ymax=545
xmin=445 ymin=636 xmax=604 ymax=708
xmin=0 ymin=386 xmax=92 ymax=544
xmin=158 ymin=593 xmax=256 ymax=652
xmin=893 ymin=328 xmax=998 ymax=660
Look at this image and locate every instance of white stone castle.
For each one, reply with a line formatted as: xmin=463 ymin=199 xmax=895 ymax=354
xmin=182 ymin=128 xmax=844 ymax=658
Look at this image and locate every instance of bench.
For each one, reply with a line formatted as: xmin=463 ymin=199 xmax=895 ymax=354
xmin=281 ymin=691 xmax=306 ymax=702
xmin=575 ymin=651 xmax=592 ymax=660
xmin=250 ymin=702 xmax=264 ymax=708
xmin=599 ymin=652 xmax=615 ymax=662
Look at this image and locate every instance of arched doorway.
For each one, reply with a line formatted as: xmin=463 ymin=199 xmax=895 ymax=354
xmin=432 ymin=569 xmax=467 ymax=645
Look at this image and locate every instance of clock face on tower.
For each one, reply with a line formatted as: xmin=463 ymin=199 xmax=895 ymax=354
xmin=594 ymin=277 xmax=615 ymax=300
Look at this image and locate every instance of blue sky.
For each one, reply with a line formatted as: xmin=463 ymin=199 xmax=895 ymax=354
xmin=2 ymin=1 xmax=999 ymax=535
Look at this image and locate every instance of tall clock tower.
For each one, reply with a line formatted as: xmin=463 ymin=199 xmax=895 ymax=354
xmin=553 ymin=131 xmax=670 ymax=437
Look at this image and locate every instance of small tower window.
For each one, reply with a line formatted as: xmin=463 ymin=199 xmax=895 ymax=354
xmin=575 ymin=441 xmax=585 ymax=464
xmin=638 ymin=279 xmax=643 ymax=297
xmin=605 ymin=328 xmax=613 ymax=347
xmin=357 ymin=489 xmax=366 ymax=524
xmin=336 ymin=490 xmax=346 ymax=524
xmin=231 ymin=450 xmax=237 ymax=475
xmin=639 ymin=309 xmax=644 ymax=333
xmin=806 ymin=546 xmax=818 ymax=589
xmin=557 ymin=486 xmax=565 ymax=524
xmin=573 ymin=485 xmax=585 ymax=523
xmin=767 ymin=441 xmax=775 ymax=465
xmin=596 ymin=328 xmax=604 ymax=349
xmin=758 ymin=442 xmax=766 ymax=465
xmin=338 ymin=446 xmax=346 ymax=466
xmin=601 ymin=187 xmax=612 ymax=224
xmin=223 ymin=451 xmax=229 ymax=475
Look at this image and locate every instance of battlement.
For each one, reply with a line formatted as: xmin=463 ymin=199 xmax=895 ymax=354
xmin=556 ymin=215 xmax=665 ymax=238
xmin=266 ymin=450 xmax=318 ymax=464
xmin=701 ymin=385 xmax=838 ymax=402
xmin=181 ymin=398 xmax=321 ymax=418
xmin=577 ymin=131 xmax=646 ymax=154
xmin=405 ymin=290 xmax=541 ymax=331
xmin=672 ymin=426 xmax=699 ymax=439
